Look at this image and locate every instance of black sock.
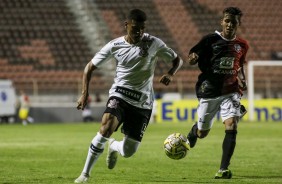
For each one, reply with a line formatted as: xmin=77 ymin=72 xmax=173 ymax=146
xmin=220 ymin=130 xmax=237 ymax=170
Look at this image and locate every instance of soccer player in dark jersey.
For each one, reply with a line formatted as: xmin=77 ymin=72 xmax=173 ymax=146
xmin=186 ymin=7 xmax=249 ymax=179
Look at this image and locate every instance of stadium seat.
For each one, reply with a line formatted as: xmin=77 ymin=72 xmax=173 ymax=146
xmin=0 ymin=0 xmax=281 ymax=96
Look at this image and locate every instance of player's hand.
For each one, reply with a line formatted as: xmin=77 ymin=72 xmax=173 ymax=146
xmin=159 ymin=74 xmax=172 ymax=86
xmin=77 ymin=94 xmax=89 ymax=110
xmin=238 ymin=77 xmax=247 ymax=91
xmin=187 ymin=53 xmax=199 ymax=65
xmin=239 ymin=80 xmax=247 ymax=91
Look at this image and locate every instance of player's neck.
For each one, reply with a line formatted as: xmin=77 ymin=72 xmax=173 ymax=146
xmin=221 ymin=32 xmax=236 ymax=40
xmin=125 ymin=35 xmax=134 ymax=44
xmin=124 ymin=35 xmax=142 ymax=44
xmin=215 ymin=30 xmax=236 ymax=41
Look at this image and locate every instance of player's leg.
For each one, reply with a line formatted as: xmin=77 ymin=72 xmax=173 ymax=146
xmin=107 ymin=136 xmax=140 ymax=169
xmin=187 ymin=98 xmax=219 ymax=147
xmin=186 ymin=123 xmax=199 ymax=147
xmin=74 ymin=113 xmax=119 ymax=183
xmin=215 ymin=117 xmax=237 ymax=179
xmin=215 ymin=93 xmax=241 ymax=179
xmin=106 ymin=104 xmax=151 ymax=169
xmin=74 ymin=132 xmax=108 ymax=183
xmin=220 ymin=117 xmax=238 ymax=170
xmin=109 ymin=136 xmax=141 ymax=158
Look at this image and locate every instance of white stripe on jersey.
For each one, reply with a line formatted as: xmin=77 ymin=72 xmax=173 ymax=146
xmin=91 ymin=33 xmax=177 ymax=109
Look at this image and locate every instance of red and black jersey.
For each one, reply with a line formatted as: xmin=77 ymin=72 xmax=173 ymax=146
xmin=190 ymin=31 xmax=249 ymax=98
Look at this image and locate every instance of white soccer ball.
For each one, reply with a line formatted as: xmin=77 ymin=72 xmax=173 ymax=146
xmin=163 ymin=133 xmax=190 ymax=160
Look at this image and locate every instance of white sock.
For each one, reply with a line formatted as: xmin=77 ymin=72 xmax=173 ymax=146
xmin=82 ymin=132 xmax=108 ymax=175
xmin=110 ymin=137 xmax=140 ymax=157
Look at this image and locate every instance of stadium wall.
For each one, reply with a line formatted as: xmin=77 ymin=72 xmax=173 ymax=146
xmin=28 ymin=105 xmax=105 ymax=123
xmin=155 ymin=99 xmax=282 ymax=123
xmin=25 ymin=99 xmax=282 ymax=123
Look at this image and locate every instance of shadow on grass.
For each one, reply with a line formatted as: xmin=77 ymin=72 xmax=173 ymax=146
xmin=236 ymin=175 xmax=282 ymax=179
xmin=150 ymin=178 xmax=213 ymax=183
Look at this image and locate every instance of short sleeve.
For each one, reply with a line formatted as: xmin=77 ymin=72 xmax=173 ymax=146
xmin=155 ymin=38 xmax=177 ymax=62
xmin=91 ymin=42 xmax=113 ymax=67
xmin=157 ymin=46 xmax=177 ymax=62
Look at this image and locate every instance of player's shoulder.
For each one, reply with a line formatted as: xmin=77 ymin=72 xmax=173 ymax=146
xmin=199 ymin=33 xmax=220 ymax=43
xmin=142 ymin=33 xmax=157 ymax=43
xmin=203 ymin=33 xmax=220 ymax=39
xmin=236 ymin=37 xmax=249 ymax=49
xmin=108 ymin=36 xmax=127 ymax=46
xmin=141 ymin=33 xmax=166 ymax=48
xmin=236 ymin=37 xmax=249 ymax=45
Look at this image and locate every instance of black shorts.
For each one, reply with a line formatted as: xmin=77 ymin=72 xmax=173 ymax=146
xmin=104 ymin=96 xmax=152 ymax=142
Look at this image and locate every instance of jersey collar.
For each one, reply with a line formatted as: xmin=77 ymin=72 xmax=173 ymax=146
xmin=215 ymin=30 xmax=236 ymax=41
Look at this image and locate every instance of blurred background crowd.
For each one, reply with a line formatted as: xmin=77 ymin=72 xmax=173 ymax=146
xmin=0 ymin=0 xmax=282 ymax=123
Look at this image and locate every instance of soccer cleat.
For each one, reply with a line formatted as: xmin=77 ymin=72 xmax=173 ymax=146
xmin=214 ymin=169 xmax=232 ymax=179
xmin=240 ymin=105 xmax=247 ymax=119
xmin=187 ymin=133 xmax=197 ymax=148
xmin=187 ymin=123 xmax=198 ymax=148
xmin=74 ymin=173 xmax=89 ymax=183
xmin=106 ymin=138 xmax=118 ymax=169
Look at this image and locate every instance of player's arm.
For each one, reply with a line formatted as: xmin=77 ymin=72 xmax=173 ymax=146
xmin=237 ymin=66 xmax=247 ymax=91
xmin=159 ymin=56 xmax=183 ymax=86
xmin=187 ymin=34 xmax=210 ymax=65
xmin=77 ymin=61 xmax=97 ymax=110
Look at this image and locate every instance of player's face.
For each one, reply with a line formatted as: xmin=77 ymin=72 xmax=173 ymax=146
xmin=221 ymin=13 xmax=240 ymax=39
xmin=125 ymin=19 xmax=145 ymax=44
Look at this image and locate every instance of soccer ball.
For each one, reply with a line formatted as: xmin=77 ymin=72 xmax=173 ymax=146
xmin=163 ymin=133 xmax=190 ymax=160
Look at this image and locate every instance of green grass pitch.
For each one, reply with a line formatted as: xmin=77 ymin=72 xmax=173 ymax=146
xmin=0 ymin=121 xmax=281 ymax=184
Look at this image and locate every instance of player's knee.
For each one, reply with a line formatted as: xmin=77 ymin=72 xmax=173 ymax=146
xmin=100 ymin=114 xmax=119 ymax=137
xmin=224 ymin=117 xmax=238 ymax=130
xmin=121 ymin=137 xmax=140 ymax=158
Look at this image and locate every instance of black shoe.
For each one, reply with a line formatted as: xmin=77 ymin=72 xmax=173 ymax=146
xmin=187 ymin=123 xmax=198 ymax=148
xmin=215 ymin=169 xmax=232 ymax=179
xmin=187 ymin=132 xmax=197 ymax=148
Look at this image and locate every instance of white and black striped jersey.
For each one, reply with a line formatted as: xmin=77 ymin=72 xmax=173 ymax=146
xmin=91 ymin=33 xmax=177 ymax=109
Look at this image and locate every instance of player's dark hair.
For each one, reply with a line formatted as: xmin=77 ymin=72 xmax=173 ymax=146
xmin=127 ymin=9 xmax=147 ymax=22
xmin=223 ymin=7 xmax=243 ymax=23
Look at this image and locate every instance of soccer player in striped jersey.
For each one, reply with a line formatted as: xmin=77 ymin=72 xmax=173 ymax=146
xmin=74 ymin=9 xmax=183 ymax=183
xmin=186 ymin=7 xmax=249 ymax=179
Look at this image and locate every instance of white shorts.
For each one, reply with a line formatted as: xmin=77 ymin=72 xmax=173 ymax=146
xmin=197 ymin=92 xmax=241 ymax=130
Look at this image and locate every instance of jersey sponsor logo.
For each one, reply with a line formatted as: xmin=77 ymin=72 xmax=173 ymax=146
xmin=114 ymin=41 xmax=126 ymax=46
xmin=115 ymin=86 xmax=142 ymax=101
xmin=213 ymin=69 xmax=237 ymax=75
xmin=107 ymin=99 xmax=119 ymax=109
xmin=213 ymin=57 xmax=236 ymax=74
xmin=219 ymin=57 xmax=234 ymax=69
